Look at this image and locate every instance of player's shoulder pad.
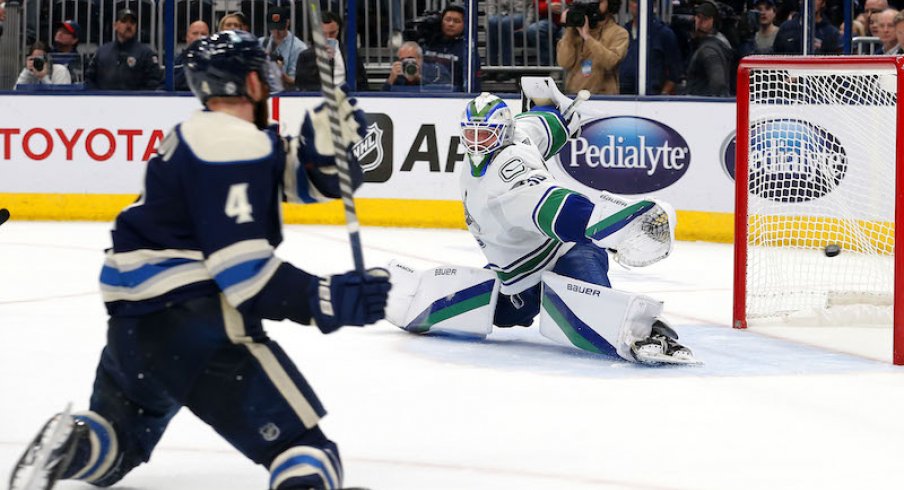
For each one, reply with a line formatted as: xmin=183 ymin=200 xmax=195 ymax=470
xmin=179 ymin=110 xmax=275 ymax=164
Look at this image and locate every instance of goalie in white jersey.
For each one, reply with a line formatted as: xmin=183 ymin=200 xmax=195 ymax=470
xmin=450 ymin=89 xmax=699 ymax=364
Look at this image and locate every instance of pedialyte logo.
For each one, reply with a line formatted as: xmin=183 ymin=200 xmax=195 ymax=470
xmin=748 ymin=118 xmax=847 ymax=202
xmin=559 ymin=117 xmax=690 ymax=194
xmin=353 ymin=113 xmax=393 ymax=183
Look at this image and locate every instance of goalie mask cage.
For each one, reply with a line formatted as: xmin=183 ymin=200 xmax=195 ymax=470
xmin=733 ymin=56 xmax=904 ymax=365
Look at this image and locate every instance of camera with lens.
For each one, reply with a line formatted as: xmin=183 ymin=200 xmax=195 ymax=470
xmin=565 ymin=1 xmax=603 ymax=28
xmin=403 ymin=10 xmax=442 ymax=44
xmin=32 ymin=56 xmax=46 ymax=72
xmin=269 ymin=52 xmax=284 ymax=65
xmin=401 ymin=57 xmax=419 ymax=78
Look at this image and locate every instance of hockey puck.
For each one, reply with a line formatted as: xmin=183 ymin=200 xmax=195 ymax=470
xmin=0 ymin=208 xmax=9 ymax=227
xmin=824 ymin=244 xmax=841 ymax=257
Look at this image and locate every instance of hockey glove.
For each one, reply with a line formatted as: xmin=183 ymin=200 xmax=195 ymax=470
xmin=298 ymin=84 xmax=367 ymax=168
xmin=310 ymin=268 xmax=392 ymax=334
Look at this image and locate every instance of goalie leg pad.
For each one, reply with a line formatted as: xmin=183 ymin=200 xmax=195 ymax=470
xmin=385 ymin=260 xmax=498 ymax=338
xmin=538 ymin=271 xmax=662 ymax=361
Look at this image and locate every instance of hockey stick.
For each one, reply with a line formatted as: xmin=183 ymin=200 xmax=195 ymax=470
xmin=304 ymin=0 xmax=365 ymax=274
xmin=562 ymin=89 xmax=590 ymax=119
xmin=0 ymin=208 xmax=9 ymax=227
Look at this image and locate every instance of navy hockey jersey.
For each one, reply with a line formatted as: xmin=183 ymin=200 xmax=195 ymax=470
xmin=100 ymin=110 xmax=351 ymax=320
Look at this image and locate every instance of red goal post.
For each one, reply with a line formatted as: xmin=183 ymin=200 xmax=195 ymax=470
xmin=733 ymin=56 xmax=904 ymax=365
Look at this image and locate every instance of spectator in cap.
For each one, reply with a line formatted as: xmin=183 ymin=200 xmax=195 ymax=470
xmin=0 ymin=3 xmax=6 ymax=39
xmin=51 ymin=20 xmax=84 ymax=82
xmin=85 ymin=8 xmax=163 ymax=90
xmin=422 ymin=4 xmax=482 ymax=92
xmin=162 ymin=19 xmax=209 ymax=91
xmin=218 ymin=11 xmax=249 ymax=32
xmin=259 ymin=6 xmax=307 ymax=91
xmin=14 ymin=40 xmax=72 ymax=89
xmin=684 ymin=0 xmax=735 ymax=96
xmin=772 ymin=0 xmax=841 ymax=54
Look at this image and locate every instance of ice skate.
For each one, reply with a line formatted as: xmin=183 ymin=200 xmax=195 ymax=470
xmin=8 ymin=405 xmax=85 ymax=490
xmin=632 ymin=320 xmax=702 ymax=365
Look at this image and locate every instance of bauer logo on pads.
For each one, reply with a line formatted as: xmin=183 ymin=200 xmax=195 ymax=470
xmin=353 ymin=113 xmax=393 ymax=183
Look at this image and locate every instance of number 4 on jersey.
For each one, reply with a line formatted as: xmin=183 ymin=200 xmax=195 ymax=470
xmin=225 ymin=183 xmax=254 ymax=224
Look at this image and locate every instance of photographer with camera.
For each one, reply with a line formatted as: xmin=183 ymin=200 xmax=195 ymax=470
xmin=259 ymin=6 xmax=307 ymax=92
xmin=15 ymin=41 xmax=72 ymax=89
xmin=383 ymin=41 xmax=426 ymax=90
xmin=556 ymin=0 xmax=629 ymax=94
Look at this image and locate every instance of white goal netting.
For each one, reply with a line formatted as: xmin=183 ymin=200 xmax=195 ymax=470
xmin=743 ymin=66 xmax=896 ymax=324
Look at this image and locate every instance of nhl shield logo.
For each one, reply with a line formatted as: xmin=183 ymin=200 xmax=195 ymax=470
xmin=356 ymin=113 xmax=393 ymax=183
xmin=353 ymin=123 xmax=384 ymax=172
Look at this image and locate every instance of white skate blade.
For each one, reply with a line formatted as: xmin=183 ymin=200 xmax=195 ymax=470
xmin=634 ymin=345 xmax=704 ymax=366
xmin=10 ymin=404 xmax=74 ymax=490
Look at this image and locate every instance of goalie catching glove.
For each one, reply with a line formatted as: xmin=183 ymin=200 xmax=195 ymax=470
xmin=309 ymin=268 xmax=392 ymax=334
xmin=585 ymin=192 xmax=676 ymax=268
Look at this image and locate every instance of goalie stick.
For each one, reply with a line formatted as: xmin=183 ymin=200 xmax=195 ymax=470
xmin=304 ymin=0 xmax=365 ymax=274
xmin=562 ymin=89 xmax=590 ymax=119
xmin=0 ymin=208 xmax=9 ymax=227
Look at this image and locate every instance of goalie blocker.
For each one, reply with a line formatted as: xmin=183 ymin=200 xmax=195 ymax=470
xmin=385 ymin=261 xmax=696 ymax=364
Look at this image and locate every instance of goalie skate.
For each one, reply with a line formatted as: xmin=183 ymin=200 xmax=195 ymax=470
xmin=632 ymin=321 xmax=702 ymax=365
xmin=9 ymin=404 xmax=84 ymax=490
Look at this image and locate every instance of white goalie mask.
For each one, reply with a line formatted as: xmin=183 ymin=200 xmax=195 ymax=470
xmin=460 ymin=93 xmax=514 ymax=155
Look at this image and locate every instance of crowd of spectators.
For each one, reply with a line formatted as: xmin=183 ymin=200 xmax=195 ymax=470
xmin=8 ymin=0 xmax=904 ymax=95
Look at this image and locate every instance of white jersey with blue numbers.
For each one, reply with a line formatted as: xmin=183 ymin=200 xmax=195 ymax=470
xmin=461 ymin=108 xmax=589 ymax=295
xmin=100 ymin=109 xmax=339 ymax=317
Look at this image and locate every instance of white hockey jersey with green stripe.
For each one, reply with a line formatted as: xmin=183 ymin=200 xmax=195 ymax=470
xmin=460 ymin=108 xmax=581 ymax=295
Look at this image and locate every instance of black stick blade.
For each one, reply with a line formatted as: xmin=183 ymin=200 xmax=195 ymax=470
xmin=0 ymin=208 xmax=9 ymax=226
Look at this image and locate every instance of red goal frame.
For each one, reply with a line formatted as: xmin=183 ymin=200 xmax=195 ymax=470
xmin=733 ymin=56 xmax=904 ymax=365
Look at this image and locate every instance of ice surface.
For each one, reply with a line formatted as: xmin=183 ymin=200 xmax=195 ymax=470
xmin=1 ymin=222 xmax=902 ymax=490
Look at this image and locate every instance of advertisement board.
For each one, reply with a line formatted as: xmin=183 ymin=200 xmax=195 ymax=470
xmin=0 ymin=94 xmax=740 ymax=240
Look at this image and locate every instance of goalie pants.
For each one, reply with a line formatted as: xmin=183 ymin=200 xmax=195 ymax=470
xmin=86 ymin=294 xmax=338 ymax=487
xmin=494 ymin=243 xmax=611 ymax=327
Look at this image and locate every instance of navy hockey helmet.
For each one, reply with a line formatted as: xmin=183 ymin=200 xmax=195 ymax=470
xmin=184 ymin=30 xmax=274 ymax=104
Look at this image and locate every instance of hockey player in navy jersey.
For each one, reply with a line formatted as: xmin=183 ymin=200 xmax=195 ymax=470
xmin=9 ymin=31 xmax=389 ymax=490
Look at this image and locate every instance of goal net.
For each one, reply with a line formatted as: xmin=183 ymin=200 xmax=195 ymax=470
xmin=733 ymin=56 xmax=903 ymax=365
